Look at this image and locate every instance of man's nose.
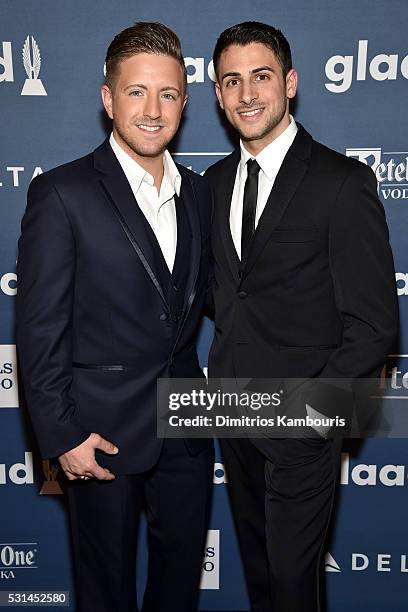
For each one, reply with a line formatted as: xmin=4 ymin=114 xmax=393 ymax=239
xmin=240 ymin=80 xmax=258 ymax=105
xmin=143 ymin=94 xmax=161 ymax=120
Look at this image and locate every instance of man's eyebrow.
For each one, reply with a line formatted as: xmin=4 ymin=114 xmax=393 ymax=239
xmin=251 ymin=65 xmax=274 ymax=74
xmin=160 ymin=86 xmax=181 ymax=95
xmin=123 ymin=84 xmax=181 ymax=95
xmin=124 ymin=83 xmax=147 ymax=91
xmin=221 ymin=66 xmax=274 ymax=82
xmin=221 ymin=71 xmax=241 ymax=82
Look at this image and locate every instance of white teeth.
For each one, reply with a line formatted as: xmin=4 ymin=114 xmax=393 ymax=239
xmin=241 ymin=109 xmax=262 ymax=117
xmin=139 ymin=125 xmax=161 ymax=132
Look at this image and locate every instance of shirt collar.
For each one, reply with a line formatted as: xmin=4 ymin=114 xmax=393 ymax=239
xmin=239 ymin=115 xmax=298 ymax=181
xmin=109 ymin=133 xmax=181 ymax=197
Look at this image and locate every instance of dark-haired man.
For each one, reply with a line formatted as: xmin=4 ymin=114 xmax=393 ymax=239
xmin=17 ymin=22 xmax=213 ymax=612
xmin=205 ymin=21 xmax=398 ymax=612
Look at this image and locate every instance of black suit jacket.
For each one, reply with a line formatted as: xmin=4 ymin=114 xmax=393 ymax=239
xmin=16 ymin=140 xmax=212 ymax=473
xmin=205 ymin=124 xmax=398 ymax=424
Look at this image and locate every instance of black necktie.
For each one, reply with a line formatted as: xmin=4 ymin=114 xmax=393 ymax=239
xmin=241 ymin=158 xmax=261 ymax=263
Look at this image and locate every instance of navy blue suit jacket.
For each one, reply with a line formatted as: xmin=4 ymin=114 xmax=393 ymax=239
xmin=16 ymin=140 xmax=213 ymax=473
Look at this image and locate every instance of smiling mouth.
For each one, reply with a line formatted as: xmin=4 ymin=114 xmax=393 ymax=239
xmin=137 ymin=124 xmax=163 ymax=133
xmin=238 ymin=108 xmax=264 ymax=119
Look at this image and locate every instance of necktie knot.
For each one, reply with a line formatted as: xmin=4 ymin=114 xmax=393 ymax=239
xmin=246 ymin=158 xmax=261 ymax=177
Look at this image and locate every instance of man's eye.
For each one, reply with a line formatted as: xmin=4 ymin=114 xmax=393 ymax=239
xmin=129 ymin=90 xmax=143 ymax=96
xmin=256 ymin=74 xmax=270 ymax=81
xmin=226 ymin=79 xmax=239 ymax=87
xmin=162 ymin=93 xmax=176 ymax=100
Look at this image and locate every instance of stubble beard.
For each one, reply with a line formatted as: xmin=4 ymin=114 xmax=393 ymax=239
xmin=236 ymin=100 xmax=287 ymax=145
xmin=114 ymin=122 xmax=172 ymax=160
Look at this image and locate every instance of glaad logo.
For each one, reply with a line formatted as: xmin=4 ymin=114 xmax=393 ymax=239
xmin=103 ymin=57 xmax=216 ymax=85
xmin=325 ymin=40 xmax=408 ymax=93
xmin=40 ymin=460 xmax=63 ymax=495
xmin=200 ymin=530 xmax=220 ymax=590
xmin=0 ymin=345 xmax=19 ymax=408
xmin=345 ymin=148 xmax=408 ymax=200
xmin=0 ymin=452 xmax=33 ymax=485
xmin=0 ymin=36 xmax=47 ymax=96
xmin=0 ymin=544 xmax=38 ymax=580
xmin=184 ymin=57 xmax=216 ymax=83
xmin=340 ymin=453 xmax=406 ymax=486
xmin=213 ymin=462 xmax=227 ymax=484
xmin=396 ymin=273 xmax=408 ymax=296
xmin=0 ymin=271 xmax=17 ymax=296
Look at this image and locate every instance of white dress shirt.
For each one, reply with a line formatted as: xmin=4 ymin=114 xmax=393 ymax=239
xmin=109 ymin=133 xmax=181 ymax=272
xmin=230 ymin=115 xmax=298 ymax=259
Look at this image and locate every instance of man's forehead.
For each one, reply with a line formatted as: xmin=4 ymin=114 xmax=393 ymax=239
xmin=218 ymin=43 xmax=279 ymax=72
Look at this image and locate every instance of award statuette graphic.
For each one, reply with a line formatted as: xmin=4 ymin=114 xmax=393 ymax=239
xmin=21 ymin=35 xmax=47 ymax=96
xmin=40 ymin=460 xmax=63 ymax=495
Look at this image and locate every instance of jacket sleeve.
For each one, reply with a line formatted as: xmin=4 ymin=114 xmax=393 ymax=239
xmin=320 ymin=163 xmax=399 ymax=379
xmin=16 ymin=173 xmax=89 ymax=459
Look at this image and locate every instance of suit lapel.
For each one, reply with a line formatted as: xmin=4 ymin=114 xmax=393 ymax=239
xmin=214 ymin=149 xmax=241 ymax=282
xmin=93 ymin=139 xmax=167 ymax=306
xmin=168 ymin=166 xmax=202 ymax=358
xmin=241 ymin=124 xmax=313 ymax=280
xmin=177 ymin=165 xmax=201 ymax=316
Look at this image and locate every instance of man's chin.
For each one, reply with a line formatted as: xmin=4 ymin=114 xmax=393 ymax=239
xmin=128 ymin=142 xmax=168 ymax=159
xmin=239 ymin=128 xmax=270 ymax=143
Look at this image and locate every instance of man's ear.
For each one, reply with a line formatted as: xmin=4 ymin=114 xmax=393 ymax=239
xmin=182 ymin=94 xmax=188 ymax=111
xmin=215 ymin=82 xmax=224 ymax=110
xmin=286 ymin=68 xmax=298 ymax=100
xmin=101 ymin=84 xmax=114 ymax=119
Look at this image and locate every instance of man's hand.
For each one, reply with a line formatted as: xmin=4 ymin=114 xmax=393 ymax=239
xmin=58 ymin=433 xmax=119 ymax=481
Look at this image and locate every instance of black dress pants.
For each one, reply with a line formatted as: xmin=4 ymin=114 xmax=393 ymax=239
xmin=67 ymin=438 xmax=214 ymax=612
xmin=220 ymin=436 xmax=342 ymax=612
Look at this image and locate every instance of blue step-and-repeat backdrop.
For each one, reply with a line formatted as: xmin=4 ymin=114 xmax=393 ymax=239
xmin=1 ymin=1 xmax=407 ymax=610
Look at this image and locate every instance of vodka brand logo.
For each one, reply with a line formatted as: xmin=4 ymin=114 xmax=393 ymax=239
xmin=0 ymin=544 xmax=38 ymax=580
xmin=0 ymin=35 xmax=47 ymax=95
xmin=200 ymin=530 xmax=220 ymax=589
xmin=0 ymin=345 xmax=19 ymax=408
xmin=345 ymin=147 xmax=408 ymax=201
xmin=325 ymin=40 xmax=408 ymax=93
xmin=380 ymin=355 xmax=408 ymax=392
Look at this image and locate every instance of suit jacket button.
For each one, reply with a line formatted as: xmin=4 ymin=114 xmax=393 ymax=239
xmin=237 ymin=290 xmax=248 ymax=299
xmin=159 ymin=313 xmax=169 ymax=321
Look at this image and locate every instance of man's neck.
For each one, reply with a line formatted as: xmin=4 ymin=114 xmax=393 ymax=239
xmin=242 ymin=113 xmax=291 ymax=157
